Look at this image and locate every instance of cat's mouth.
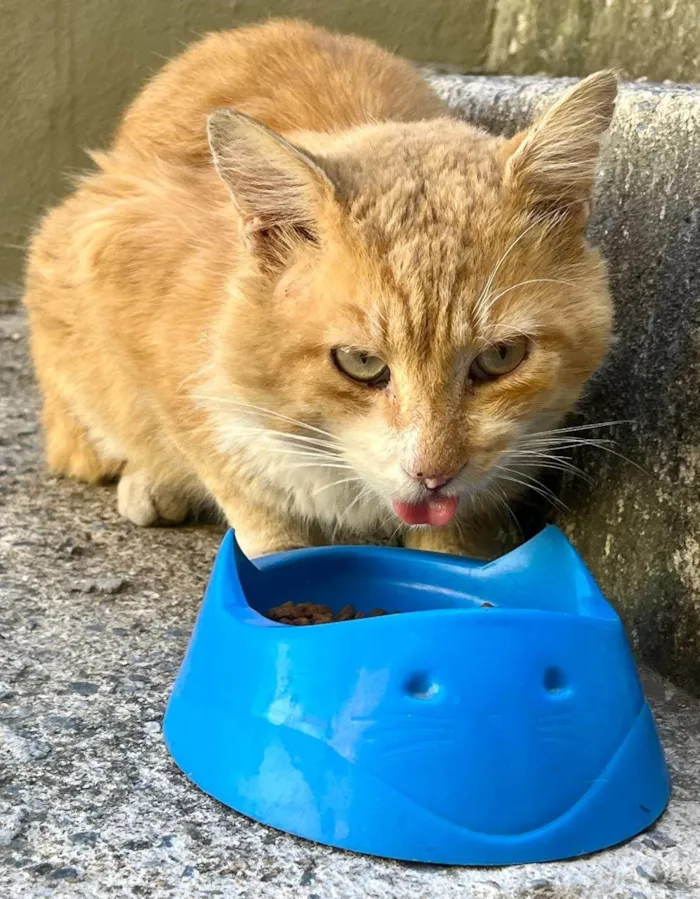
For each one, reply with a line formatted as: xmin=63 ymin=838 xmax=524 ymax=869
xmin=392 ymin=496 xmax=459 ymax=527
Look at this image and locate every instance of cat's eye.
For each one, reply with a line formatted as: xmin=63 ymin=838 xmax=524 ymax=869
xmin=470 ymin=337 xmax=529 ymax=380
xmin=332 ymin=347 xmax=390 ymax=386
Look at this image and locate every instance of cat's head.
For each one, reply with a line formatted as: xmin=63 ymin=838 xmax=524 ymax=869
xmin=207 ymin=72 xmax=617 ymax=530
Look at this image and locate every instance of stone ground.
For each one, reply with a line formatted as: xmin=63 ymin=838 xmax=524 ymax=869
xmin=2 ymin=304 xmax=700 ymax=899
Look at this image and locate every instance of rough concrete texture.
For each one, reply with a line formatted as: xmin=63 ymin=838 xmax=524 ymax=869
xmin=487 ymin=0 xmax=700 ymax=83
xmin=429 ymin=75 xmax=700 ymax=696
xmin=3 ymin=0 xmax=698 ymax=286
xmin=2 ymin=306 xmax=700 ymax=897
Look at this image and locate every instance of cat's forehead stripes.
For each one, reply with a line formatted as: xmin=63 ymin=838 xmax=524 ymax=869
xmin=330 ymin=124 xmax=523 ymax=356
xmin=347 ymin=226 xmax=537 ymax=364
xmin=340 ymin=193 xmax=583 ymax=368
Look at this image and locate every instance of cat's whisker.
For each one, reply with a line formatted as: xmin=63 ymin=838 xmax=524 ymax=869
xmin=312 ymin=476 xmax=363 ymax=497
xmin=514 ymin=417 xmax=650 ymax=475
xmin=510 ymin=449 xmax=593 ymax=479
xmin=219 ymin=431 xmax=344 ymax=457
xmin=473 ymin=214 xmax=555 ymax=321
xmin=479 ymin=278 xmax=578 ymax=319
xmin=465 ymin=483 xmax=522 ymax=543
xmin=337 ymin=483 xmax=372 ymax=524
xmin=216 ymin=428 xmax=342 ymax=454
xmin=372 ymin=499 xmax=403 ymax=542
xmin=288 ymin=462 xmax=355 ymax=471
xmin=388 ymin=519 xmax=405 ymax=544
xmin=256 ymin=447 xmax=348 ymax=463
xmin=194 ymin=393 xmax=340 ymax=443
xmin=517 ymin=463 xmax=593 ymax=483
xmin=490 ymin=483 xmax=523 ymax=539
xmin=522 ymin=419 xmax=633 ymax=439
xmin=331 ymin=483 xmax=382 ymax=540
xmin=512 ymin=452 xmax=586 ymax=471
xmin=517 ymin=438 xmax=623 ymax=463
xmin=511 ymin=460 xmax=595 ymax=485
xmin=213 ymin=417 xmax=341 ymax=450
xmin=228 ymin=400 xmax=339 ymax=443
xmin=451 ymin=516 xmax=466 ymax=543
xmin=494 ymin=465 xmax=570 ymax=513
xmin=566 ymin=442 xmax=649 ymax=475
xmin=518 ymin=436 xmax=617 ymax=449
xmin=512 ymin=447 xmax=583 ymax=466
xmin=217 ymin=423 xmax=341 ymax=453
xmin=518 ymin=435 xmax=647 ymax=473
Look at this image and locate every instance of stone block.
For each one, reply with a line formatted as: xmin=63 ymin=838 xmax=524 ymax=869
xmin=431 ymin=73 xmax=700 ymax=693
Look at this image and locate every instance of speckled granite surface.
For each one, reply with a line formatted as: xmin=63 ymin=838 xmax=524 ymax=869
xmin=2 ymin=303 xmax=700 ymax=897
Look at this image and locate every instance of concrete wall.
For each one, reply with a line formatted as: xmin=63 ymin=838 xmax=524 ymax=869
xmin=431 ymin=74 xmax=700 ymax=694
xmin=488 ymin=0 xmax=700 ymax=82
xmin=1 ymin=0 xmax=493 ymax=288
xmin=2 ymin=0 xmax=698 ymax=287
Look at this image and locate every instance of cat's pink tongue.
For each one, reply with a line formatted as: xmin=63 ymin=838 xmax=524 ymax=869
xmin=393 ymin=496 xmax=459 ymax=527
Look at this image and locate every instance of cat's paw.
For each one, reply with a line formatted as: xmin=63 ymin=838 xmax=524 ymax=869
xmin=234 ymin=531 xmax=308 ymax=559
xmin=403 ymin=525 xmax=504 ymax=561
xmin=117 ymin=469 xmax=189 ymax=527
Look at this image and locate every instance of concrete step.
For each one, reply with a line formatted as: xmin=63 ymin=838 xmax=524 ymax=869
xmin=427 ymin=73 xmax=700 ymax=697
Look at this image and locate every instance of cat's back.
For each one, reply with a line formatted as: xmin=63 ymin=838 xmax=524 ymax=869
xmin=115 ymin=19 xmax=447 ymax=163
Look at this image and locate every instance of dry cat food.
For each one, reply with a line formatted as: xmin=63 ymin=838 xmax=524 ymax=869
xmin=265 ymin=600 xmax=496 ymax=625
xmin=265 ymin=601 xmax=393 ymax=626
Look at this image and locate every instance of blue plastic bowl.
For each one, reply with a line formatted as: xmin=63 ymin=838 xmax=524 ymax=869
xmin=163 ymin=526 xmax=670 ymax=865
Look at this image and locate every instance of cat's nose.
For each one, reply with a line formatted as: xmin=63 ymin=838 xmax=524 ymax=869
xmin=408 ymin=470 xmax=457 ymax=490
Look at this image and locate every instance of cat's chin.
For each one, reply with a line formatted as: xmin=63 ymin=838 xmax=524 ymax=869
xmin=392 ymin=496 xmax=459 ymax=527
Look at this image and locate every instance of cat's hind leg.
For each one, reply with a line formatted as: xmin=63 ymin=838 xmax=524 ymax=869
xmin=27 ymin=312 xmax=124 ymax=484
xmin=41 ymin=383 xmax=124 ymax=484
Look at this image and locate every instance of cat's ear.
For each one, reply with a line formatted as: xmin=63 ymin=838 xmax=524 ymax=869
xmin=207 ymin=108 xmax=335 ymax=248
xmin=503 ymin=71 xmax=618 ymax=223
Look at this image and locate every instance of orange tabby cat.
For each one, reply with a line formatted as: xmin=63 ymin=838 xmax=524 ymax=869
xmin=24 ymin=19 xmax=616 ymax=558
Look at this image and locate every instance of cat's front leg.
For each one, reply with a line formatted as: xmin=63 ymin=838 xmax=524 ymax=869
xmin=218 ymin=492 xmax=322 ymax=559
xmin=118 ymin=466 xmax=192 ymax=526
xmin=403 ymin=520 xmax=510 ymax=561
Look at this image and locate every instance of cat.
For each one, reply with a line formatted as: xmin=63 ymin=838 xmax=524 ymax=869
xmin=23 ymin=19 xmax=616 ymax=560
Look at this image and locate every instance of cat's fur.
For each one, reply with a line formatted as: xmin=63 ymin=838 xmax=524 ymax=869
xmin=24 ymin=19 xmax=617 ymax=558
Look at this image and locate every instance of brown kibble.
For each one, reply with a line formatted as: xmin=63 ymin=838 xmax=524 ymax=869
xmin=267 ymin=601 xmax=296 ymax=620
xmin=264 ymin=600 xmax=395 ymax=625
xmin=295 ymin=602 xmax=332 ymax=618
xmin=315 ymin=605 xmax=333 ymax=618
xmin=335 ymin=604 xmax=356 ymax=622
